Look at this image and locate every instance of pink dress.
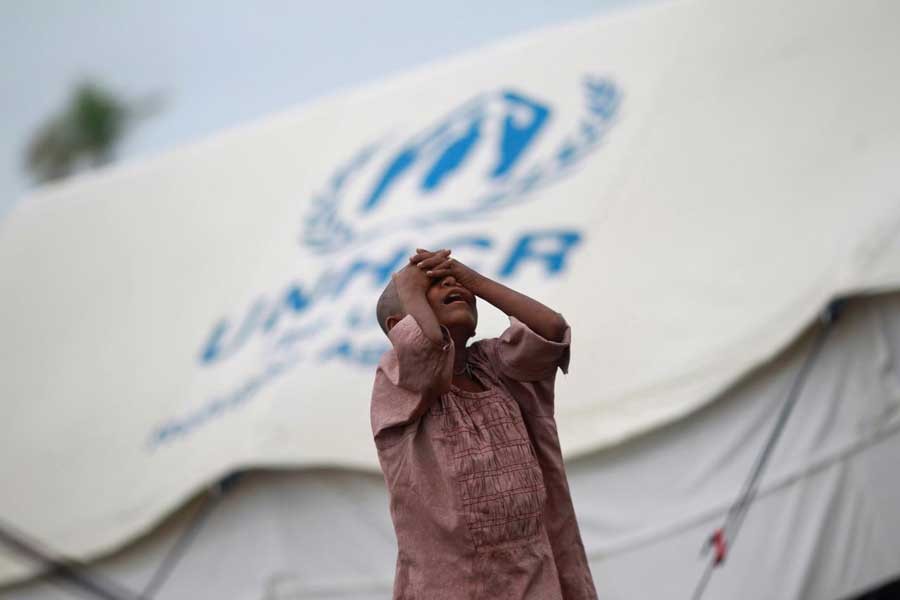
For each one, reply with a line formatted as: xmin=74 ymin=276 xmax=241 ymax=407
xmin=370 ymin=314 xmax=598 ymax=600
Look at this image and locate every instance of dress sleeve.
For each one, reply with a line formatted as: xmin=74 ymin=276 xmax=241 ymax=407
xmin=370 ymin=314 xmax=453 ymax=443
xmin=494 ymin=316 xmax=571 ymax=382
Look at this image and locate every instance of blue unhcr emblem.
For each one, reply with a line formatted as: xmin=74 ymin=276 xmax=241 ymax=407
xmin=302 ymin=77 xmax=620 ymax=253
xmin=154 ymin=77 xmax=621 ymax=448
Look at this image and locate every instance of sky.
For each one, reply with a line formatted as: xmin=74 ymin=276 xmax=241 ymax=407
xmin=0 ymin=0 xmax=655 ymax=220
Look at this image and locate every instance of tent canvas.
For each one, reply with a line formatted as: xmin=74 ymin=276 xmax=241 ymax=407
xmin=1 ymin=0 xmax=899 ymax=593
xmin=4 ymin=293 xmax=899 ymax=599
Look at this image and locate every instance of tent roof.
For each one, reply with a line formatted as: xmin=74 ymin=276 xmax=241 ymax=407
xmin=1 ymin=0 xmax=899 ymax=583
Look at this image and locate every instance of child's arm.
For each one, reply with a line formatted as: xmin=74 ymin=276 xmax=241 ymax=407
xmin=412 ymin=249 xmax=568 ymax=342
xmin=393 ymin=249 xmax=451 ymax=346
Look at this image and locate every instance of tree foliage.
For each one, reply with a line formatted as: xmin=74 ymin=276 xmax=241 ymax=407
xmin=25 ymin=81 xmax=161 ymax=184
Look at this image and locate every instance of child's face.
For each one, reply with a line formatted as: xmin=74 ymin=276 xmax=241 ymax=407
xmin=426 ymin=275 xmax=478 ymax=337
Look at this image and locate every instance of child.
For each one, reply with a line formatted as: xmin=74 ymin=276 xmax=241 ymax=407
xmin=371 ymin=248 xmax=598 ymax=600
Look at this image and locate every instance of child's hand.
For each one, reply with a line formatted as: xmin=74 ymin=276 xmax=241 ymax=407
xmin=393 ymin=254 xmax=437 ymax=295
xmin=389 ymin=249 xmax=454 ymax=346
xmin=409 ymin=248 xmax=451 ymax=276
xmin=411 ymin=248 xmax=480 ymax=289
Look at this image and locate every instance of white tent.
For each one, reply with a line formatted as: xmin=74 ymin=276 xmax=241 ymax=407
xmin=2 ymin=0 xmax=900 ymax=597
xmin=3 ymin=293 xmax=899 ymax=600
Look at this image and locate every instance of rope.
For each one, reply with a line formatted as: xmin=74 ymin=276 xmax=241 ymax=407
xmin=0 ymin=520 xmax=142 ymax=600
xmin=139 ymin=477 xmax=234 ymax=598
xmin=0 ymin=474 xmax=239 ymax=600
xmin=690 ymin=299 xmax=846 ymax=600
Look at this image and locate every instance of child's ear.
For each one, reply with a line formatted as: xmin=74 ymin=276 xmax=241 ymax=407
xmin=385 ymin=315 xmax=402 ymax=332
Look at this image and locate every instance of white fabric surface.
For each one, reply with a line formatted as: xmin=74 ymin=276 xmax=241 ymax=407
xmin=3 ymin=293 xmax=899 ymax=599
xmin=2 ymin=0 xmax=900 ymax=581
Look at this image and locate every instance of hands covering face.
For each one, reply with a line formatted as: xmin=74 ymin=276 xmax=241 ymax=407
xmin=409 ymin=248 xmax=451 ymax=276
xmin=394 ymin=247 xmax=452 ymax=296
xmin=393 ymin=247 xmax=480 ymax=300
xmin=409 ymin=248 xmax=478 ymax=288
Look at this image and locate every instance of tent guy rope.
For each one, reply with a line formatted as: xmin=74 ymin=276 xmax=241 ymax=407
xmin=690 ymin=299 xmax=846 ymax=600
xmin=0 ymin=476 xmax=236 ymax=600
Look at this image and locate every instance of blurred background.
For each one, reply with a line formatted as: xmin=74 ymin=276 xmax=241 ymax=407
xmin=2 ymin=2 xmax=900 ymax=600
xmin=0 ymin=0 xmax=651 ymax=218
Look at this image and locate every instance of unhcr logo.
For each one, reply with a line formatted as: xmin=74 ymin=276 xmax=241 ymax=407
xmin=302 ymin=76 xmax=620 ymax=253
xmin=151 ymin=76 xmax=621 ymax=447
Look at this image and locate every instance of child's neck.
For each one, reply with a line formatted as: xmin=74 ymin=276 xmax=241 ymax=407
xmin=449 ymin=328 xmax=487 ymax=392
xmin=447 ymin=328 xmax=472 ymax=373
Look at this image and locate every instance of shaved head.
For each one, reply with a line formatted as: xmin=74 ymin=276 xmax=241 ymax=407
xmin=376 ymin=278 xmax=405 ymax=335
